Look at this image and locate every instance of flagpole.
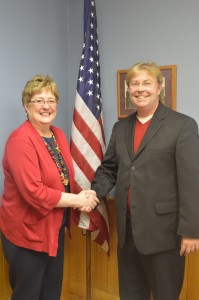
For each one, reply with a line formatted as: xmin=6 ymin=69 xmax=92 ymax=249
xmin=86 ymin=230 xmax=91 ymax=300
xmin=70 ymin=0 xmax=109 ymax=297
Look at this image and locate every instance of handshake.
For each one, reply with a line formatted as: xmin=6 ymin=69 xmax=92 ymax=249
xmin=77 ymin=190 xmax=100 ymax=213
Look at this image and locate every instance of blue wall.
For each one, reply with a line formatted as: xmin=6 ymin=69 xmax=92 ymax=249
xmin=1 ymin=0 xmax=199 ymax=195
xmin=0 ymin=0 xmax=70 ymax=195
xmin=68 ymin=0 xmax=199 ymax=141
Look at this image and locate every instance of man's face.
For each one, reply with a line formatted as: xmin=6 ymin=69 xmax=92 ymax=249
xmin=128 ymin=70 xmax=162 ymax=115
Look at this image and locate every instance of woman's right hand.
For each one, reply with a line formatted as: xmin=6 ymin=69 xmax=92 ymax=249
xmin=77 ymin=190 xmax=99 ymax=212
xmin=56 ymin=190 xmax=100 ymax=210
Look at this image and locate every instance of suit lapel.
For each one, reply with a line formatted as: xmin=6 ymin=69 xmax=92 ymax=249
xmin=126 ymin=103 xmax=167 ymax=161
xmin=125 ymin=113 xmax=136 ymax=160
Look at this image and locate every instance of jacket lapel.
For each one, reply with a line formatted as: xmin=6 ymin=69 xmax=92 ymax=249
xmin=126 ymin=103 xmax=167 ymax=161
xmin=125 ymin=113 xmax=136 ymax=160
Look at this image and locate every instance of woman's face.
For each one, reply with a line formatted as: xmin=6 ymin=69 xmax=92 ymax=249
xmin=24 ymin=89 xmax=58 ymax=132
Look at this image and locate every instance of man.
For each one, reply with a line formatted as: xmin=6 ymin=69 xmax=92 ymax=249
xmin=91 ymin=62 xmax=199 ymax=300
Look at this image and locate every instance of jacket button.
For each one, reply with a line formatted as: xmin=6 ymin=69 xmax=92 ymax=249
xmin=131 ymin=166 xmax=135 ymax=171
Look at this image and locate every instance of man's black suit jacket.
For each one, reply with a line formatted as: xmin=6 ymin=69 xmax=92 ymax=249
xmin=92 ymin=103 xmax=199 ymax=255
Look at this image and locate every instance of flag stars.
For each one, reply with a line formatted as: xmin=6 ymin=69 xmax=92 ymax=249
xmin=88 ymin=68 xmax=94 ymax=74
xmin=88 ymin=79 xmax=93 ymax=85
xmin=78 ymin=76 xmax=83 ymax=82
xmin=87 ymin=90 xmax=93 ymax=96
xmin=97 ymin=104 xmax=101 ymax=111
xmin=75 ymin=1 xmax=103 ymax=121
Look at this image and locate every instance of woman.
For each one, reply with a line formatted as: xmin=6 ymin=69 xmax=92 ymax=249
xmin=0 ymin=75 xmax=99 ymax=300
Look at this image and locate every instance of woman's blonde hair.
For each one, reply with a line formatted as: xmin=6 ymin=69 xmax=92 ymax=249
xmin=22 ymin=75 xmax=59 ymax=106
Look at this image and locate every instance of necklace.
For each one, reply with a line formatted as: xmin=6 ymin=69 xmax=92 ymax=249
xmin=42 ymin=131 xmax=69 ymax=186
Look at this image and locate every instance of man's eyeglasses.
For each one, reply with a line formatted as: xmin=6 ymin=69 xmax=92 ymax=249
xmin=29 ymin=99 xmax=58 ymax=106
xmin=129 ymin=81 xmax=158 ymax=89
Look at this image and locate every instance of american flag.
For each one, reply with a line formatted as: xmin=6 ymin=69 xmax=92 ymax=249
xmin=70 ymin=0 xmax=109 ymax=254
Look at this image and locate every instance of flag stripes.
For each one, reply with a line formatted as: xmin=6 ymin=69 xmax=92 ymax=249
xmin=70 ymin=0 xmax=109 ymax=254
